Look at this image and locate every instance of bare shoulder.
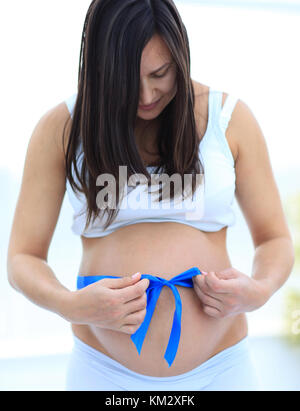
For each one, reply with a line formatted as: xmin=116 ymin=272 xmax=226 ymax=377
xmin=7 ymin=100 xmax=72 ymax=259
xmin=223 ymin=91 xmax=239 ymax=163
xmin=192 ymin=86 xmax=291 ymax=244
xmin=227 ymin=98 xmax=262 ymax=165
xmin=30 ymin=99 xmax=72 ymax=163
xmin=229 ymin=98 xmax=291 ymax=244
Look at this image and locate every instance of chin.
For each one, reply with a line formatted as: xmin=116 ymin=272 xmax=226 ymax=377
xmin=137 ymin=112 xmax=160 ymax=121
xmin=137 ymin=101 xmax=166 ymax=120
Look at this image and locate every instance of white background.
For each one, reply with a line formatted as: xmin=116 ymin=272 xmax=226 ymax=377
xmin=0 ymin=0 xmax=299 ymax=389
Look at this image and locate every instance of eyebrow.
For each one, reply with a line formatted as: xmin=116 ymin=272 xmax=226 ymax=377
xmin=150 ymin=62 xmax=172 ymax=75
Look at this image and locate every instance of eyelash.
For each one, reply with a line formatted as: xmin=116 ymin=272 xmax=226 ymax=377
xmin=153 ymin=71 xmax=168 ymax=79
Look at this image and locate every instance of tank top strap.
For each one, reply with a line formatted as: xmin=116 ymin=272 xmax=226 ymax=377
xmin=209 ymin=88 xmax=239 ymax=133
xmin=207 ymin=88 xmax=239 ymax=165
xmin=65 ymin=93 xmax=77 ymax=119
xmin=208 ymin=88 xmax=223 ymax=129
xmin=219 ymin=93 xmax=239 ymax=133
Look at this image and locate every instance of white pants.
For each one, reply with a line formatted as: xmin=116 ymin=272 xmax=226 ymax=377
xmin=65 ymin=335 xmax=262 ymax=391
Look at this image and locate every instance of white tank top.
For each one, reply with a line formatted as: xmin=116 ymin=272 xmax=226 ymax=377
xmin=65 ymin=87 xmax=239 ymax=237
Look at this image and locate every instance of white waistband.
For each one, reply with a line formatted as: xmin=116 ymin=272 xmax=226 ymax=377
xmin=71 ymin=334 xmax=251 ymax=385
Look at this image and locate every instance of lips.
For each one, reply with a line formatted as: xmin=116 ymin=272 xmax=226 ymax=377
xmin=139 ymin=98 xmax=161 ymax=110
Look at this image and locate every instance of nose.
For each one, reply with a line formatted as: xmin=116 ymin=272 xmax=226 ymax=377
xmin=139 ymin=79 xmax=155 ymax=106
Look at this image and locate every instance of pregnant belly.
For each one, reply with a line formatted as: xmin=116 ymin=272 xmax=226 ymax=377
xmin=73 ymin=222 xmax=248 ymax=377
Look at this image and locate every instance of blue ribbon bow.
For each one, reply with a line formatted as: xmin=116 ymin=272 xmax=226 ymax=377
xmin=77 ymin=266 xmax=202 ymax=367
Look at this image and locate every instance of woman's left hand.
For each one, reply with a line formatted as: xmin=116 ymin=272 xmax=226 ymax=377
xmin=192 ymin=268 xmax=269 ymax=319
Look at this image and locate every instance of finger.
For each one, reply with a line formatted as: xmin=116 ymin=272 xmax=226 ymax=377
xmin=117 ymin=278 xmax=150 ymax=303
xmin=123 ymin=292 xmax=147 ymax=316
xmin=123 ymin=308 xmax=147 ymax=326
xmin=202 ymin=305 xmax=221 ymax=318
xmin=192 ymin=274 xmax=204 ymax=287
xmin=100 ymin=272 xmax=142 ymax=289
xmin=215 ymin=269 xmax=238 ymax=280
xmin=194 ymin=284 xmax=223 ymax=310
xmin=204 ymin=272 xmax=232 ymax=295
xmin=193 ymin=273 xmax=209 ymax=290
xmin=195 ymin=275 xmax=223 ymax=302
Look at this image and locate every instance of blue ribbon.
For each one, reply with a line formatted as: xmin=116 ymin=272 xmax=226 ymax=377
xmin=77 ymin=266 xmax=202 ymax=367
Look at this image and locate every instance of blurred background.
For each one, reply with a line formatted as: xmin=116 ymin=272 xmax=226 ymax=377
xmin=0 ymin=0 xmax=300 ymax=391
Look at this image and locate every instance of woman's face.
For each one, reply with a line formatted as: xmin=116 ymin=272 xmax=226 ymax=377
xmin=137 ymin=34 xmax=177 ymax=121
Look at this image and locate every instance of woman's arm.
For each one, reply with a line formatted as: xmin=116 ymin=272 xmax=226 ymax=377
xmin=6 ymin=101 xmax=149 ymax=332
xmin=192 ymin=98 xmax=295 ymax=318
xmin=233 ymin=99 xmax=295 ymax=298
xmin=251 ymin=236 xmax=294 ymax=301
xmin=7 ymin=102 xmax=72 ymax=317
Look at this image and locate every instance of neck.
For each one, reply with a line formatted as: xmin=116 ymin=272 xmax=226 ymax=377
xmin=135 ymin=118 xmax=160 ymax=150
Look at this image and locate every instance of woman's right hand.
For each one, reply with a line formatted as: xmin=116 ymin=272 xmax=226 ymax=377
xmin=64 ymin=273 xmax=150 ymax=334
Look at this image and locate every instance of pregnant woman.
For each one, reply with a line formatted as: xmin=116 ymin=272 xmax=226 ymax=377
xmin=7 ymin=0 xmax=294 ymax=391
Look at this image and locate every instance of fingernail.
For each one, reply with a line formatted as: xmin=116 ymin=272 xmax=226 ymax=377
xmin=201 ymin=271 xmax=208 ymax=275
xmin=132 ymin=272 xmax=140 ymax=279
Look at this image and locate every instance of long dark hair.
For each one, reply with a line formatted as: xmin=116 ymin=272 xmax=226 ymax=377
xmin=63 ymin=0 xmax=205 ymax=232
